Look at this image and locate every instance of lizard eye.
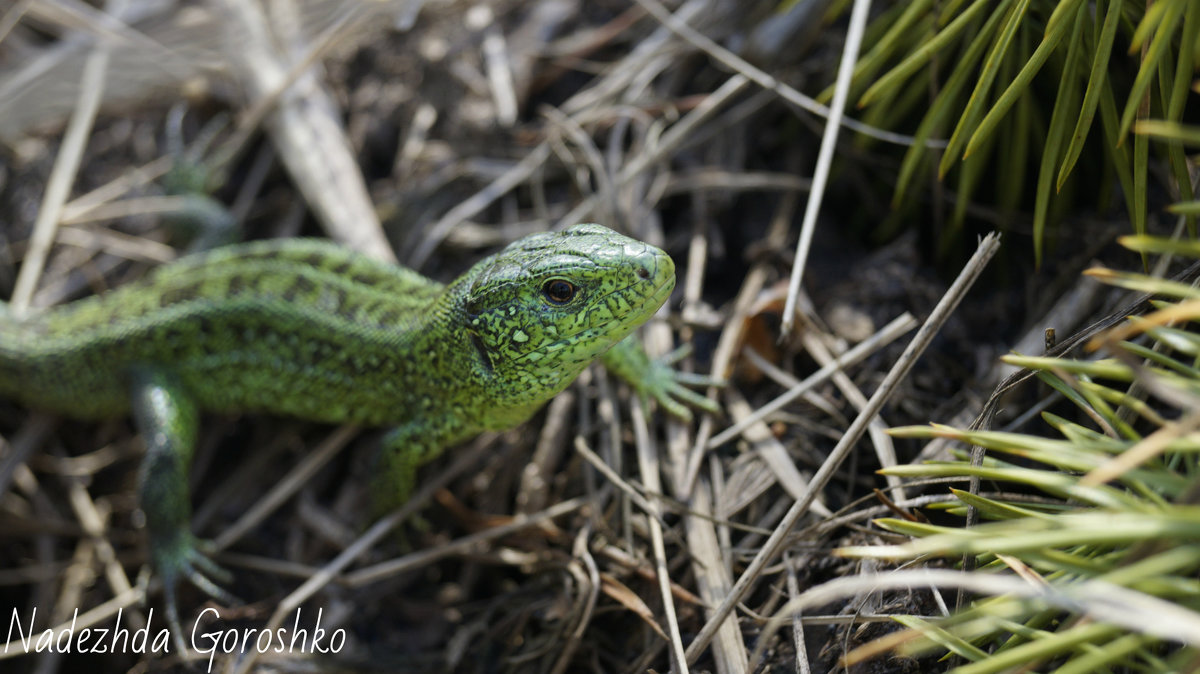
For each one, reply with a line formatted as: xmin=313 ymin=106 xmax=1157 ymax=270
xmin=542 ymin=279 xmax=577 ymax=304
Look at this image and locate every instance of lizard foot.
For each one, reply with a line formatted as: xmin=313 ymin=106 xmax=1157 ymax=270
xmin=637 ymin=344 xmax=725 ymax=421
xmin=151 ymin=529 xmax=239 ymax=652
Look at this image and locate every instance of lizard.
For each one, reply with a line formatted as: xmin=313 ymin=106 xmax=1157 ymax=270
xmin=0 ymin=223 xmax=716 ymax=640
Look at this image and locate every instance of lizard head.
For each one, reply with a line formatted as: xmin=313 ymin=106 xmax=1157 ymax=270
xmin=458 ymin=223 xmax=675 ymax=405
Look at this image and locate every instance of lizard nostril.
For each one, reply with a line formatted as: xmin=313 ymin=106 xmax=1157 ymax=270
xmin=636 ymin=267 xmax=650 ymax=279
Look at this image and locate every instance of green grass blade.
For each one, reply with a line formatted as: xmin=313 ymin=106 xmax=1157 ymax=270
xmin=963 ymin=0 xmax=1085 ymax=161
xmin=819 ymin=0 xmax=936 ymax=105
xmin=1141 ymin=323 xmax=1200 ymax=357
xmin=937 ymin=0 xmax=1031 ymax=177
xmin=950 ymin=488 xmax=1058 ymax=521
xmin=1119 ymin=234 xmax=1200 ymax=256
xmin=1000 ymin=353 xmax=1135 ymax=378
xmin=1167 ymin=200 xmax=1200 ymax=215
xmin=1043 ymin=0 xmax=1091 ymax=36
xmin=1119 ymin=338 xmax=1200 ymax=378
xmin=1118 ymin=1 xmax=1187 ymax=142
xmin=1156 ymin=69 xmax=1196 ymax=239
xmin=1032 ymin=3 xmax=1088 ymax=263
xmin=1084 ymin=265 xmax=1200 ymax=298
xmin=1165 ymin=4 xmax=1199 ymax=214
xmin=1193 ymin=2 xmax=1200 ymax=69
xmin=1037 ymin=368 xmax=1138 ymax=441
xmin=1133 ymin=113 xmax=1149 ymax=239
xmin=956 ymin=623 xmax=1122 ymax=674
xmin=1042 ymin=412 xmax=1115 ymax=445
xmin=1097 ymin=76 xmax=1137 ymax=226
xmin=1034 ymin=369 xmax=1117 ymax=437
xmin=1052 ymin=632 xmax=1160 ymax=674
xmin=1057 ymin=0 xmax=1122 ymax=190
xmin=857 ymin=511 xmax=1200 ymax=559
xmin=1104 ymin=544 xmax=1200 ymax=586
xmin=1135 ymin=120 xmax=1200 ymax=146
xmin=892 ymin=4 xmax=1006 ymax=205
xmin=1129 ymin=0 xmax=1171 ymax=53
xmin=949 ymin=137 xmax=992 ymax=241
xmin=1077 ymin=378 xmax=1168 ymax=427
xmin=996 ymin=71 xmax=1034 ymax=212
xmin=892 ymin=615 xmax=990 ymax=662
xmin=859 ymin=55 xmax=936 ymax=151
xmin=880 ymin=463 xmax=1143 ymax=509
xmin=858 ymin=0 xmax=998 ymax=107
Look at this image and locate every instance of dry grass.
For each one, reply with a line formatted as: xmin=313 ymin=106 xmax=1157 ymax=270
xmin=0 ymin=1 xmax=1183 ymax=672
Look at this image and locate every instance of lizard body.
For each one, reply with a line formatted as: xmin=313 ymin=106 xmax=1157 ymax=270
xmin=0 ymin=223 xmax=709 ymax=634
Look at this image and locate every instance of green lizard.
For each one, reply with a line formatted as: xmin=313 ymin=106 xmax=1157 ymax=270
xmin=0 ymin=223 xmax=714 ymax=637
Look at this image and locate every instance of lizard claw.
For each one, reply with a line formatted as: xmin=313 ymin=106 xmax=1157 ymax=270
xmin=634 ymin=344 xmax=724 ymax=421
xmin=152 ymin=530 xmax=239 ymax=652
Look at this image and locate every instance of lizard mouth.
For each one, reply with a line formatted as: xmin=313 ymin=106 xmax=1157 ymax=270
xmin=572 ymin=254 xmax=674 ymax=332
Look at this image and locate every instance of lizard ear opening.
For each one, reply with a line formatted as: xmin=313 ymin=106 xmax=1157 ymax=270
xmin=464 ymin=297 xmax=483 ymax=317
xmin=466 ymin=329 xmax=494 ymax=373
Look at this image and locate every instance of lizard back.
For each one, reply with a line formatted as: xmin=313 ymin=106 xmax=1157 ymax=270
xmin=0 ymin=239 xmax=447 ymax=422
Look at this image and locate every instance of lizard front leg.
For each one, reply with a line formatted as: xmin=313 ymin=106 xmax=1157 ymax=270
xmin=372 ymin=421 xmax=455 ymax=516
xmin=601 ymin=335 xmax=722 ymax=420
xmin=131 ymin=368 xmax=236 ymax=647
